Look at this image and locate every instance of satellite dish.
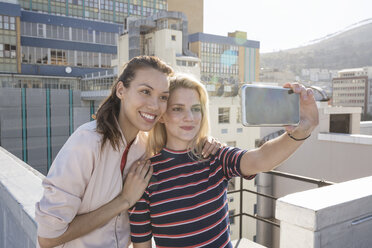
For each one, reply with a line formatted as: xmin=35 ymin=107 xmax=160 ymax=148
xmin=65 ymin=67 xmax=72 ymax=74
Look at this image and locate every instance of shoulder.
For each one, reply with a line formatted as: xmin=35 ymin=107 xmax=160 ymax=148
xmin=63 ymin=121 xmax=102 ymax=154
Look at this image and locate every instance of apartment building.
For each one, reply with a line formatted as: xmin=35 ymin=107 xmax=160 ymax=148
xmin=332 ymin=67 xmax=372 ymax=117
xmin=0 ymin=0 xmax=166 ymax=88
xmin=114 ymin=11 xmax=200 ymax=79
xmin=189 ymin=31 xmax=260 ymax=94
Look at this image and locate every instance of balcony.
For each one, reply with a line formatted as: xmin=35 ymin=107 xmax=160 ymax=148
xmin=1 ymin=146 xmax=371 ymax=248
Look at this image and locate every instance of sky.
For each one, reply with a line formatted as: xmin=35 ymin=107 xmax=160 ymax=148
xmin=204 ymin=0 xmax=372 ymax=53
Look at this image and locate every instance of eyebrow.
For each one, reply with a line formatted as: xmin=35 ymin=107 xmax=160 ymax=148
xmin=170 ymin=103 xmax=201 ymax=107
xmin=139 ymin=83 xmax=169 ymax=93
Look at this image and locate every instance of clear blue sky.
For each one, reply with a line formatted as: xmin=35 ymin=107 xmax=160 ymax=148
xmin=204 ymin=0 xmax=372 ymax=53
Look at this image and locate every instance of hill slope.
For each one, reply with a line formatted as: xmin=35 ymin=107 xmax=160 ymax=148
xmin=260 ymin=19 xmax=372 ymax=74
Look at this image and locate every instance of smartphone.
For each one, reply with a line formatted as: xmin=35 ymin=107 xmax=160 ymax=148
xmin=241 ymin=84 xmax=300 ymax=126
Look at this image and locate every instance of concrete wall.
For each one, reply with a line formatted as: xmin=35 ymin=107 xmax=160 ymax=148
xmin=117 ymin=34 xmax=129 ymax=72
xmin=154 ymin=29 xmax=183 ymax=65
xmin=276 ymin=176 xmax=372 ymax=248
xmin=0 ymin=88 xmax=90 ymax=175
xmin=270 ymin=106 xmax=372 ymax=248
xmin=360 ymin=121 xmax=372 ymax=135
xmin=0 ymin=146 xmax=43 ymax=248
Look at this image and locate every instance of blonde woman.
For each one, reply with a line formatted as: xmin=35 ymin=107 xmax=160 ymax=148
xmin=129 ymin=75 xmax=318 ymax=247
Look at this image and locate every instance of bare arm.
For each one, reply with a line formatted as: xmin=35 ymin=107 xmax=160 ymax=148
xmin=38 ymin=160 xmax=153 ymax=248
xmin=133 ymin=240 xmax=152 ymax=248
xmin=240 ymin=83 xmax=319 ymax=176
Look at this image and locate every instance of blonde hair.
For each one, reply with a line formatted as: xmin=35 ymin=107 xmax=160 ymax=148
xmin=147 ymin=75 xmax=210 ymax=159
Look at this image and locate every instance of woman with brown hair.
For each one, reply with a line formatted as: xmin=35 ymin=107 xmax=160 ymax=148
xmin=35 ymin=56 xmax=220 ymax=248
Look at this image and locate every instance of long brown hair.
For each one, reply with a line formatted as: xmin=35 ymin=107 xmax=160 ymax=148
xmin=96 ymin=56 xmax=174 ymax=151
xmin=147 ymin=75 xmax=210 ymax=159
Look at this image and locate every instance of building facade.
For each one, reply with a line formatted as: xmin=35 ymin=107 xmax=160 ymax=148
xmin=0 ymin=0 xmax=166 ymax=88
xmin=332 ymin=67 xmax=372 ymax=118
xmin=17 ymin=0 xmax=167 ymax=24
xmin=114 ymin=11 xmax=201 ymax=80
xmin=168 ymin=0 xmax=203 ymax=34
xmin=189 ymin=31 xmax=260 ymax=96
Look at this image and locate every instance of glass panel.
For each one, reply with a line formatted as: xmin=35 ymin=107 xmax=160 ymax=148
xmin=42 ymin=48 xmax=48 ymax=64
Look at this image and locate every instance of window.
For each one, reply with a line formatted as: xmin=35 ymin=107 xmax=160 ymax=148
xmin=221 ymin=128 xmax=228 ymax=134
xmin=330 ymin=114 xmax=350 ymax=134
xmin=0 ymin=15 xmax=15 ymax=30
xmin=237 ymin=128 xmax=243 ymax=133
xmin=2 ymin=44 xmax=17 ymax=58
xmin=3 ymin=16 xmax=9 ymax=30
xmin=51 ymin=49 xmax=67 ymax=65
xmin=229 ymin=210 xmax=235 ymax=224
xmin=171 ymin=35 xmax=176 ymax=41
xmin=37 ymin=23 xmax=44 ymax=37
xmin=218 ymin=107 xmax=230 ymax=123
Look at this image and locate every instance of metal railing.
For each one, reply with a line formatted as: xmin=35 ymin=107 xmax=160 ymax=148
xmin=227 ymin=170 xmax=336 ymax=240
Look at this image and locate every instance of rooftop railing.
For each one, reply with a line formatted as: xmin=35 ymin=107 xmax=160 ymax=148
xmin=227 ymin=170 xmax=336 ymax=242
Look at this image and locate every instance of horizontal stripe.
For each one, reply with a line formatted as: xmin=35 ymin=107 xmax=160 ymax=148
xmin=150 ymin=166 xmax=210 ymax=187
xmin=21 ymin=37 xmax=116 ymax=54
xmin=150 ymin=165 xmax=222 ymax=197
xmin=154 ymin=211 xmax=228 ymax=239
xmin=130 ymin=220 xmax=151 ymax=225
xmin=153 ymin=159 xmax=199 ymax=175
xmin=21 ymin=10 xmax=122 ymax=32
xmin=131 ymin=230 xmax=152 ymax=237
xmin=150 ymin=176 xmax=225 ymax=208
xmin=150 ymin=183 xmax=226 ymax=217
xmin=153 ymin=199 xmax=228 ymax=227
xmin=0 ymin=2 xmax=21 ymax=16
xmin=196 ymin=224 xmax=229 ymax=248
xmin=151 ymin=157 xmax=174 ymax=167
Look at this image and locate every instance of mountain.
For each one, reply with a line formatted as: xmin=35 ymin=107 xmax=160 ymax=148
xmin=260 ymin=19 xmax=372 ymax=75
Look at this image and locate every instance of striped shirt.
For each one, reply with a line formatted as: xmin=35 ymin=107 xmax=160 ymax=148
xmin=129 ymin=147 xmax=255 ymax=248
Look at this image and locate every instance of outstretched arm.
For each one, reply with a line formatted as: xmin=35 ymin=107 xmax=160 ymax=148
xmin=38 ymin=160 xmax=152 ymax=248
xmin=240 ymin=83 xmax=319 ymax=176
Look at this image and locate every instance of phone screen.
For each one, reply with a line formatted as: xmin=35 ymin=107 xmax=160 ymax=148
xmin=241 ymin=85 xmax=300 ymax=126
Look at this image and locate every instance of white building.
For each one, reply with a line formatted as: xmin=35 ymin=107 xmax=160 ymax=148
xmin=113 ymin=11 xmax=201 ymax=80
xmin=332 ymin=67 xmax=372 ymax=117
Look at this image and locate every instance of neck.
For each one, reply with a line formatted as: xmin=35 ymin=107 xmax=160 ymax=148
xmin=118 ymin=114 xmax=138 ymax=145
xmin=165 ymin=140 xmax=190 ymax=151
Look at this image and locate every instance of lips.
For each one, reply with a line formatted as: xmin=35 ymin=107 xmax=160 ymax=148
xmin=139 ymin=111 xmax=157 ymax=122
xmin=180 ymin=126 xmax=194 ymax=131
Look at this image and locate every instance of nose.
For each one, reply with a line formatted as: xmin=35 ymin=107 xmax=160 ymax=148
xmin=184 ymin=109 xmax=194 ymax=121
xmin=147 ymin=96 xmax=159 ymax=111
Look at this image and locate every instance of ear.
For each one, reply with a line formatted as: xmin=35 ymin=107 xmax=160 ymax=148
xmin=116 ymin=81 xmax=126 ymax=100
